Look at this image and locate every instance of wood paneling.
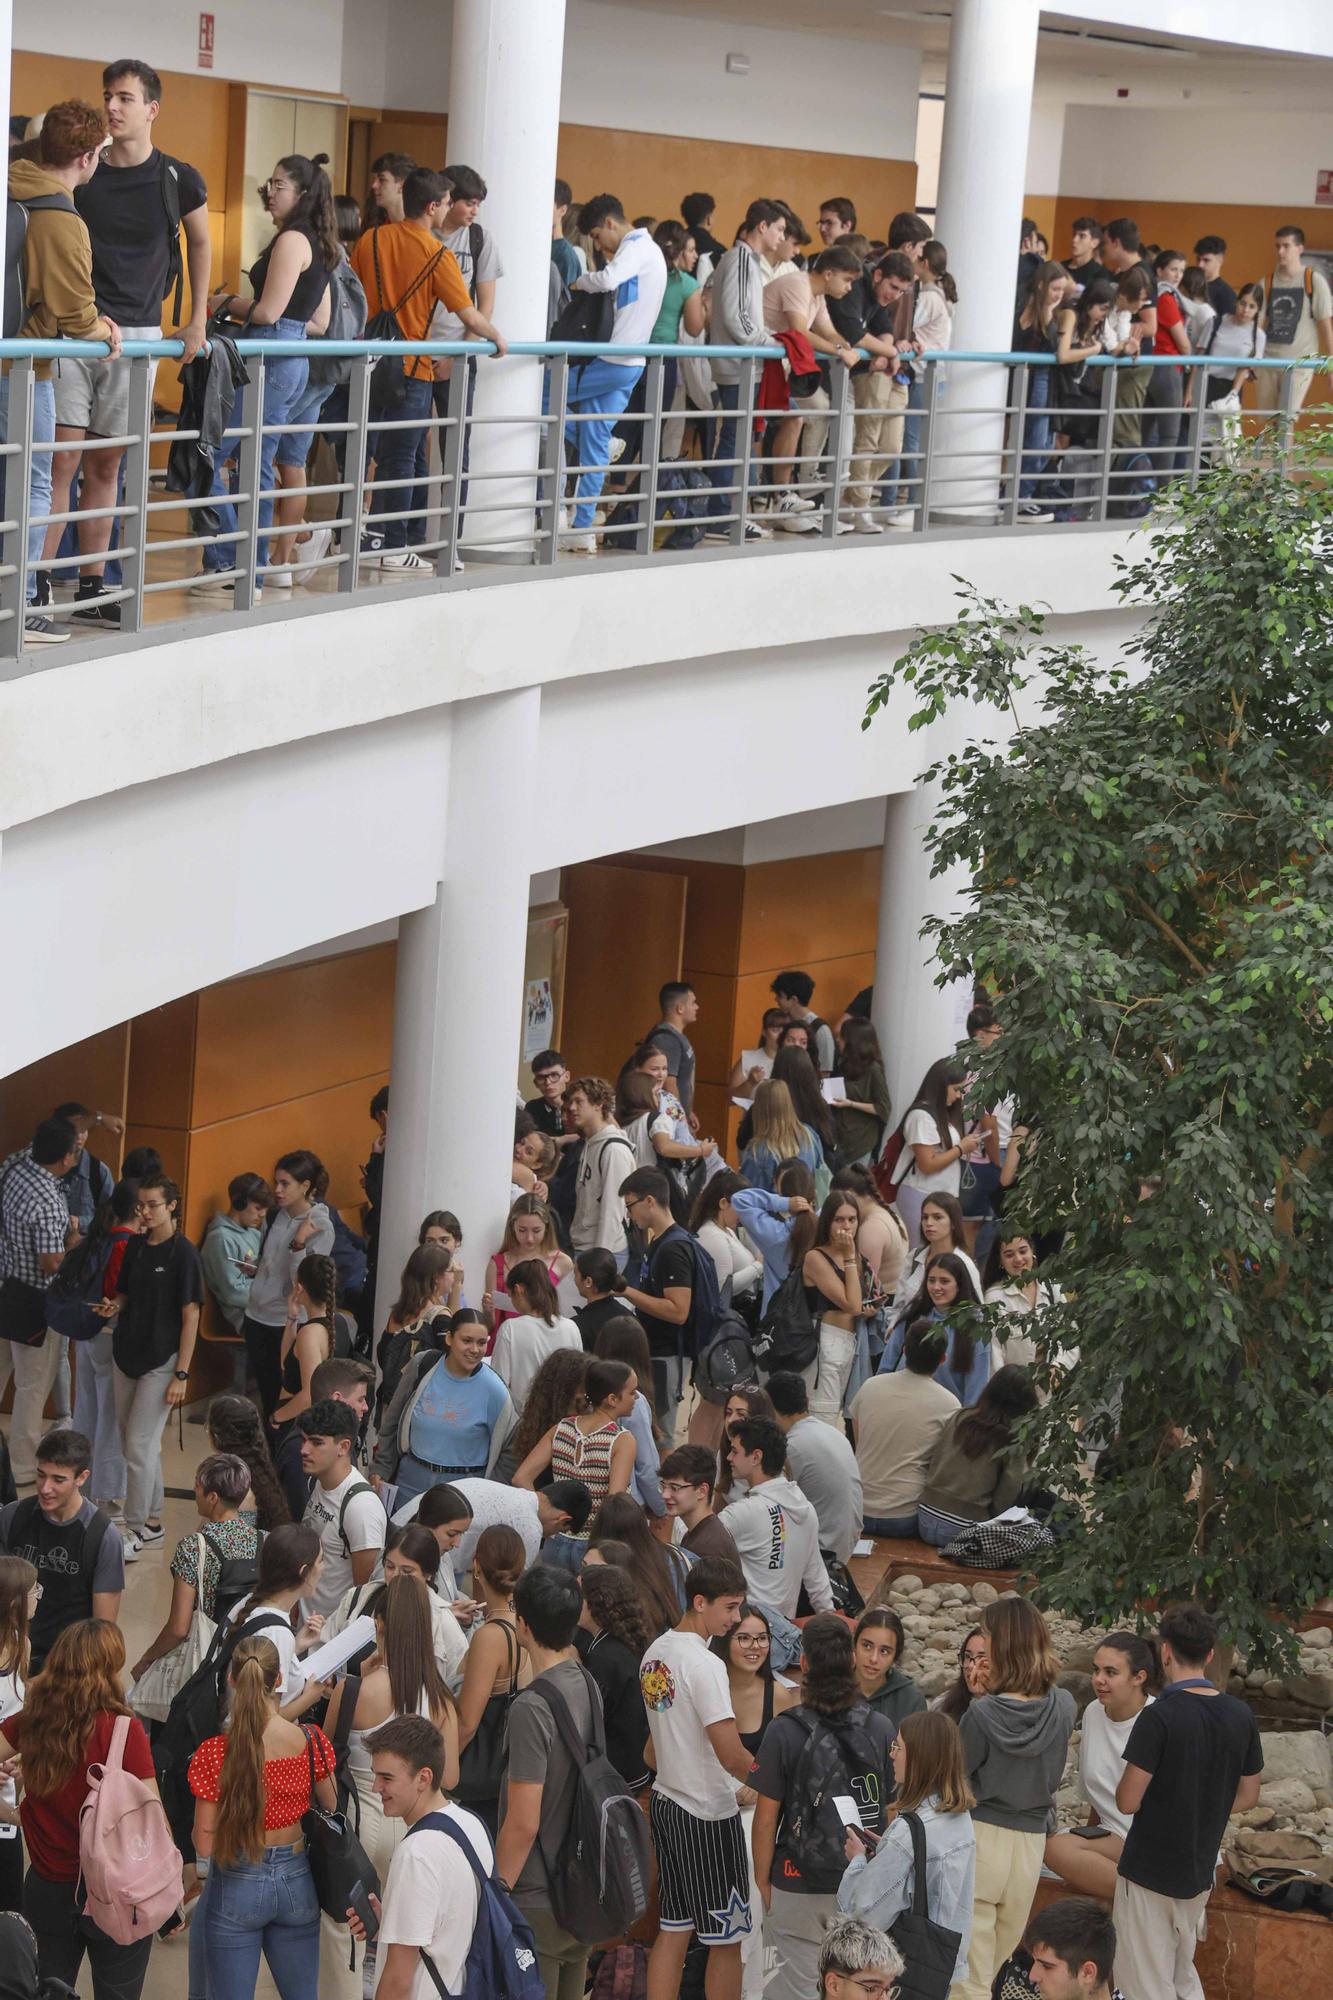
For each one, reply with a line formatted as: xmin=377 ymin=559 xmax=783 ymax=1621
xmin=739 ymin=850 xmax=879 ymax=972
xmin=179 ymin=1078 xmax=385 ymax=1245
xmin=127 ymin=996 xmax=197 ymax=1132
xmin=0 ymin=1023 xmax=130 ymax=1167
xmin=559 ymin=862 xmax=687 ymax=1082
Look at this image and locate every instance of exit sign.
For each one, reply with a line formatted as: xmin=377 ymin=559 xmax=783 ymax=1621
xmin=198 ymin=13 xmax=215 ymax=69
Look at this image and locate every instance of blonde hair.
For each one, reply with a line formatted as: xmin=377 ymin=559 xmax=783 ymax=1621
xmin=981 ymin=1597 xmax=1059 ymax=1697
xmin=748 ymin=1079 xmax=808 ymax=1163
xmin=214 ymin=1636 xmax=281 ymax=1868
xmin=894 ymin=1710 xmax=975 ymax=1815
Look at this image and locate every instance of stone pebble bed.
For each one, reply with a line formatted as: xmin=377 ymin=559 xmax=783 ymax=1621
xmin=881 ymin=1575 xmax=1333 ymax=1855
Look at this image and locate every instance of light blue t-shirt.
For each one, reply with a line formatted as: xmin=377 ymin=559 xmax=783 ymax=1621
xmin=409 ymin=1359 xmax=510 ymax=1470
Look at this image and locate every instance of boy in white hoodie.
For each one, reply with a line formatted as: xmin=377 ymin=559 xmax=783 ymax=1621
xmin=718 ymin=1417 xmax=835 ymax=1619
xmin=567 ymin=1078 xmax=637 ymax=1265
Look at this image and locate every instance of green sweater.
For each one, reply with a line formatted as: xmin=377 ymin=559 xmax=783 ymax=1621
xmin=919 ymin=1410 xmax=1027 ymax=1522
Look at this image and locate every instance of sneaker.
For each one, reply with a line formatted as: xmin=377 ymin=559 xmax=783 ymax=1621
xmin=22 ymin=612 xmax=68 ymax=644
xmin=885 ymin=507 xmax=916 ymax=530
xmin=358 ymin=533 xmax=385 ymax=566
xmin=137 ymin=1521 xmax=165 ymax=1545
xmin=31 ymin=569 xmax=54 ymax=608
xmin=700 ymin=523 xmax=732 ymax=542
xmin=71 ymin=579 xmax=122 ymax=627
xmin=1017 ymin=501 xmax=1054 ymax=523
xmin=193 ymin=569 xmax=238 ymax=593
xmin=292 ymin=525 xmax=333 ymax=585
xmin=768 ymin=492 xmax=820 ymax=534
xmin=561 ymin=530 xmax=598 ymax=556
xmin=853 ymin=510 xmax=885 ymax=535
xmin=263 ymin=564 xmax=294 ymax=590
xmin=608 ymin=436 xmax=627 ymax=466
xmin=743 ymin=518 xmax=773 ymax=541
xmin=782 ymin=490 xmax=817 ymax=512
xmin=379 ymin=548 xmax=431 ymax=573
xmin=834 ymin=516 xmax=855 ymax=535
xmin=122 ymin=1533 xmax=142 ymax=1563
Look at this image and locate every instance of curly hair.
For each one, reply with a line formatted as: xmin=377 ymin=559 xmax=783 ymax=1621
xmin=39 ymin=100 xmax=105 ymax=167
xmin=207 ymin=1395 xmax=291 ymax=1530
xmin=508 ymin=1348 xmax=588 ymax=1467
xmin=580 ymin=1561 xmax=650 ymax=1658
xmin=20 ymin=1620 xmax=129 ymax=1797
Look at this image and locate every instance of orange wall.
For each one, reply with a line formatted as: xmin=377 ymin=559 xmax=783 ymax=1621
xmin=560 ymin=864 xmax=687 ymax=1084
xmin=0 ymin=1022 xmax=129 ymax=1174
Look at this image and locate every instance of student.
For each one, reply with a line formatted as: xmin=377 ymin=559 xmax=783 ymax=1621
xmin=838 ymin=1708 xmax=976 ymax=1986
xmin=374 ymin=1311 xmax=515 ymax=1502
xmin=375 ymin=1243 xmax=456 ymax=1420
xmin=1257 ymin=224 xmax=1333 ymax=418
xmin=647 ymin=980 xmax=702 ymax=1120
xmin=1064 ymin=217 xmax=1108 ymax=294
xmin=800 ymin=1191 xmax=866 ymax=1426
xmin=322 ymin=1526 xmax=468 ymax=1699
xmin=225 ymin=1521 xmax=328 ymax=1716
xmin=720 ymin=1418 xmax=834 ymax=1621
xmin=484 ymin=1195 xmax=572 ymax=1345
xmin=271 ymin=1250 xmax=346 ymax=1433
xmin=366 ymin=151 xmax=414 ymax=227
xmin=815 ymin=1919 xmax=903 ymax=2000
xmin=200 ymin=1172 xmax=272 ymax=1335
xmin=740 ymin=1080 xmax=825 ymax=1195
xmin=567 ymin=1080 xmax=637 ymax=1263
xmin=690 ymin=1171 xmax=764 ymax=1300
xmin=851 ymin=1322 xmax=959 ymax=1536
xmin=1113 ymin=1604 xmax=1262 ymax=2000
xmin=209 ymin=1391 xmax=295 ymax=1531
xmin=577 ymin=1561 xmax=653 ymax=1793
xmin=852 ymin=1609 xmax=928 ymax=1730
xmin=731 ymin=1172 xmax=818 ymax=1309
xmin=702 ymin=199 xmax=788 ymax=539
xmin=766 ymin=1371 xmax=862 ymax=1564
xmin=512 ymin=1360 xmax=637 ymax=1570
xmin=0 ymin=1118 xmax=79 ymax=1477
xmin=1045 ymin=1631 xmax=1157 ymax=1900
xmin=572 ymin=1247 xmax=627 ymax=1349
xmin=60 ymin=1178 xmax=136 ymax=1510
xmin=494 ymin=1562 xmax=601 ymax=1999
xmin=639 ymin=1556 xmax=756 ymax=2000
xmin=297 ymin=1397 xmax=386 ymax=1620
xmin=937 ymin=1628 xmax=989 ymax=1724
xmin=660 ymin=1443 xmax=737 ymax=1562
xmin=455 ymin=1525 xmax=528 ymax=1827
xmin=957 ymin=1599 xmax=1077 ymax=2000
xmin=614 ymin=1166 xmax=700 ymax=1424
xmin=727 ymin=1007 xmax=788 ymax=1098
xmin=1025 ymin=1898 xmax=1123 ymax=2000
xmin=0 ymin=1555 xmax=35 ymax=1913
xmin=526 ymin=1049 xmax=572 ymax=1140
xmin=889 ymin=1191 xmax=981 ymax=1326
xmin=770 ymin=971 xmax=836 ymax=1075
xmin=711 ymin=1598 xmax=799 ymax=1992
xmin=1203 ymin=283 xmax=1266 ymax=419
xmin=1192 ymin=235 xmax=1235 ymax=318
xmin=130 ymin=1451 xmax=258 ymax=1686
xmin=0 ymin=1429 xmax=123 ymax=1671
xmin=588 ymin=1493 xmax=694 ymax=1635
xmin=880 ymin=1256 xmax=991 ymax=1407
xmin=392 ymin=1475 xmax=590 ymax=1593
xmin=239 ymin=1150 xmax=335 ymax=1420
xmin=490 ymin=1259 xmax=582 ymax=1410
xmin=983 ymin=1228 xmax=1066 ymax=1370
xmin=892 ymin=1060 xmax=986 ymax=1245
xmin=552 ymin=180 xmax=580 ymax=288
xmin=753 ymin=1615 xmax=898 ymax=2000
xmin=831 ymin=1021 xmax=892 ymax=1167
xmin=917 ymin=1365 xmax=1040 ymax=1548
xmin=592 ymin=1316 xmax=664 ymax=1513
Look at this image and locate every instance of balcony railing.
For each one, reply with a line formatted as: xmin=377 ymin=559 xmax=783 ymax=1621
xmin=0 ymin=335 xmax=1325 ymax=673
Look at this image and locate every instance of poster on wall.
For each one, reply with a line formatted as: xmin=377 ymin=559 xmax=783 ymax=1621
xmin=523 ymin=978 xmax=555 ymax=1061
xmin=517 ymin=904 xmax=568 ymax=1093
xmin=1317 ymin=170 xmax=1333 ymax=206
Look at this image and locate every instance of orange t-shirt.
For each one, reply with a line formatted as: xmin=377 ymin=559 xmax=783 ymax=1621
xmin=351 ymin=220 xmax=472 ymax=379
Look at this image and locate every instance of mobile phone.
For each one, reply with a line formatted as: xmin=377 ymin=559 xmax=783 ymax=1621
xmin=348 ymin=1877 xmax=379 ymax=1941
xmin=851 ymin=1826 xmax=880 ymax=1855
xmin=157 ymin=1906 xmax=186 ymax=1939
xmin=1069 ymin=1825 xmax=1114 ymax=1841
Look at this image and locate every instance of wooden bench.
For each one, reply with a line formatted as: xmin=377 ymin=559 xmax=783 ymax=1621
xmin=849 ymin=1533 xmax=1023 ymax=1606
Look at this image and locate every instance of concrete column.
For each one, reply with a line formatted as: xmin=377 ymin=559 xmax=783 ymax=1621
xmin=931 ymin=0 xmax=1039 ymax=518
xmin=375 ymin=687 xmax=540 ymax=1334
xmin=873 ymin=783 xmax=973 ymax=1129
xmin=447 ymin=0 xmax=566 ymax=558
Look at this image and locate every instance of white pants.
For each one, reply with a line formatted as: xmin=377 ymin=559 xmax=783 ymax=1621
xmin=810 ymin=1325 xmax=857 ymax=1426
xmin=952 ymin=1820 xmax=1044 ymax=2000
xmin=8 ymin=1332 xmax=66 ymax=1485
xmin=1112 ymin=1877 xmax=1209 ymax=2000
xmin=112 ymin=1359 xmax=172 ymax=1534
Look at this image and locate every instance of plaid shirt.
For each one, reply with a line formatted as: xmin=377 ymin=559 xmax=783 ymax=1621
xmin=0 ymin=1148 xmax=68 ymax=1287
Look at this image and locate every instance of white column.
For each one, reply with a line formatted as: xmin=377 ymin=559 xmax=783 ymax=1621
xmin=931 ymin=0 xmax=1039 ymax=519
xmin=0 ymin=2 xmax=12 ymax=337
xmin=375 ymin=688 xmax=540 ymax=1334
xmin=873 ymin=784 xmax=973 ymax=1128
xmin=447 ymin=0 xmax=566 ymax=558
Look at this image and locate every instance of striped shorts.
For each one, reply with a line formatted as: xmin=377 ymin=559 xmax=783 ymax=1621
xmin=650 ymin=1791 xmax=752 ymax=1944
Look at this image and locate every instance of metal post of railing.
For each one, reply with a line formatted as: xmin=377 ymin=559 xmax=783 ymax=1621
xmin=1005 ymin=363 xmax=1029 ymax=527
xmin=1184 ymin=363 xmax=1207 ymax=489
xmin=730 ymin=357 xmax=757 ymax=547
xmin=1278 ymin=364 xmax=1298 ymax=471
xmin=1094 ymin=365 xmax=1118 ymax=523
xmin=0 ymin=356 xmax=35 ymax=662
xmin=232 ymin=357 xmax=265 ymax=612
xmin=338 ymin=356 xmax=373 ymax=596
xmin=821 ymin=364 xmax=851 ymax=541
xmin=435 ymin=361 xmax=467 ymax=579
xmin=632 ymin=357 xmax=666 ymax=559
xmin=118 ymin=357 xmax=154 ymax=637
xmin=916 ymin=365 xmax=941 ymax=531
xmin=537 ymin=354 xmax=567 ymax=567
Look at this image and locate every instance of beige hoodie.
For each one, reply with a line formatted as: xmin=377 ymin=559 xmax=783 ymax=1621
xmin=8 ymin=157 xmax=113 ymax=377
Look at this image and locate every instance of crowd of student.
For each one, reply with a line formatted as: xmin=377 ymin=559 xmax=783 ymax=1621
xmin=9 ymin=55 xmax=1327 ymax=647
xmin=0 ymin=958 xmax=1270 ymax=2000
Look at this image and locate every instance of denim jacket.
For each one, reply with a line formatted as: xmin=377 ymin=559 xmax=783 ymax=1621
xmin=837 ymin=1796 xmax=976 ymax=1982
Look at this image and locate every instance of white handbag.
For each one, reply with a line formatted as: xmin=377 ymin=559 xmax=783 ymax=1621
xmin=128 ymin=1532 xmax=218 ymax=1723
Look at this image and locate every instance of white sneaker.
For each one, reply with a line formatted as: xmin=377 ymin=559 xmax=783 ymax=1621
xmin=561 ymin=530 xmax=598 ymax=556
xmin=608 ymin=436 xmax=627 ymax=465
xmin=853 ymin=510 xmax=884 ymax=535
xmin=886 ymin=507 xmax=916 ymax=529
xmin=292 ymin=525 xmax=333 ymax=584
xmin=380 ymin=548 xmax=431 ymax=573
xmin=263 ymin=564 xmax=294 ymax=590
xmin=769 ymin=492 xmax=820 ymax=534
xmin=122 ymin=1533 xmax=142 ymax=1563
xmin=783 ymin=491 xmax=817 ymax=512
xmin=137 ymin=1521 xmax=165 ymax=1546
xmin=743 ymin=517 xmax=773 ymax=541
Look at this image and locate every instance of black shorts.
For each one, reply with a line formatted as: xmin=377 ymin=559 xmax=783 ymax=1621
xmin=650 ymin=1791 xmax=752 ymax=1945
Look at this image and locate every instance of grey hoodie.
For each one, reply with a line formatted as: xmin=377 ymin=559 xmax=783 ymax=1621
xmin=959 ymin=1687 xmax=1077 ymax=1832
xmin=718 ymin=1473 xmax=834 ymax=1618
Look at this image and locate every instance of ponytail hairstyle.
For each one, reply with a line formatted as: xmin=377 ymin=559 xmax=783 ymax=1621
xmin=296 ymin=1252 xmax=339 ymax=1342
xmin=1099 ymin=1629 xmax=1161 ymax=1695
xmin=380 ymin=1576 xmax=453 ymax=1731
xmin=508 ymin=1258 xmax=559 ymax=1326
xmin=214 ymin=1636 xmax=282 ymax=1868
xmin=0 ymin=1555 xmax=36 ymax=1680
xmin=580 ymin=1358 xmax=632 ymax=1413
xmin=67 ymin=1176 xmax=140 ymax=1291
xmin=276 ymin=152 xmax=341 ymax=270
xmin=776 ymin=1158 xmax=819 ymax=1266
xmin=274 ymin=1150 xmax=329 ymax=1205
xmin=233 ymin=1520 xmax=320 ymax=1626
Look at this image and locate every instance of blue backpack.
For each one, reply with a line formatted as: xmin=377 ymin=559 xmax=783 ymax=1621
xmin=44 ymin=1236 xmax=113 ymax=1342
xmin=405 ymin=1812 xmax=545 ymax=2000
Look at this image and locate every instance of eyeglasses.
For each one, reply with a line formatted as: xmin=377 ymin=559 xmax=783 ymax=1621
xmin=840 ymin=1980 xmax=896 ymax=1999
xmin=733 ymin=1632 xmax=770 ymax=1649
xmin=660 ymin=1481 xmax=700 ymax=1496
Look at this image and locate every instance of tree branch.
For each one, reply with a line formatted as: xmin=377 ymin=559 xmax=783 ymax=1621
xmin=1128 ymin=888 xmax=1208 ymax=977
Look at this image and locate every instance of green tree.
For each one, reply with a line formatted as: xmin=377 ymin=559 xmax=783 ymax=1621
xmin=864 ymin=442 xmax=1333 ymax=1664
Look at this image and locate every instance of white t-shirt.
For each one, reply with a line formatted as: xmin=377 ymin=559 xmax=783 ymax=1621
xmin=325 ymin=1579 xmax=469 ymax=1691
xmin=394 ymin=1478 xmax=544 ymax=1586
xmin=302 ymin=1467 xmax=387 ymax=1621
xmin=375 ymin=1802 xmax=494 ymax=1999
xmin=696 ymin=1220 xmax=762 ymax=1295
xmin=900 ymin=1108 xmax=962 ymax=1197
xmin=489 ymin=1314 xmax=582 ymax=1413
xmin=227 ymin=1601 xmax=303 ymax=1701
xmin=1207 ymin=318 xmax=1266 ymax=374
xmin=1078 ymin=1696 xmax=1153 ymax=1838
xmin=640 ymin=1627 xmax=738 ymax=1819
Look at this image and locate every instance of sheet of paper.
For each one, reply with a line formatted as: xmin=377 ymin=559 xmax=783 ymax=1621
xmin=300 ymin=1615 xmax=376 ymax=1684
xmin=821 ymin=1078 xmax=848 ymax=1104
xmin=732 ymin=1096 xmax=754 ymax=1111
xmin=489 ymin=1290 xmax=513 ymax=1313
xmin=833 ymin=1795 xmax=865 ymax=1829
xmin=992 ymin=1506 xmax=1036 ymax=1525
xmin=740 ymin=1049 xmax=773 ymax=1080
xmin=853 ymin=1538 xmax=875 ymax=1558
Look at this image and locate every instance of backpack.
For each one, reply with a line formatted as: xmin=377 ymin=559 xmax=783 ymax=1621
xmin=1107 ymin=450 xmax=1155 ymax=519
xmin=201 ymin=1524 xmax=264 ymax=1625
xmin=871 ymin=1130 xmax=906 ymax=1204
xmin=753 ymin=1265 xmax=819 ymax=1375
xmin=336 ymin=1479 xmax=380 ymax=1559
xmin=378 ymin=1312 xmax=447 ymax=1417
xmin=408 ymin=1810 xmax=546 ymax=2000
xmin=781 ymin=1706 xmax=894 ymax=1894
xmin=327 ymin=1209 xmax=369 ymax=1301
xmin=154 ymin=1607 xmax=290 ymax=1858
xmin=79 ymin=1713 xmax=184 ymax=1946
xmin=307 ymin=253 xmax=369 ymax=387
xmin=44 ymin=1235 xmax=113 ymax=1342
xmin=692 ymin=1268 xmax=757 ymax=1404
xmin=530 ymin=1667 xmax=653 ymax=1944
xmin=3 ymin=1495 xmax=109 ymax=1605
xmin=550 ymin=285 xmax=615 ymax=350
xmin=365 ymin=227 xmax=446 ymax=418
xmin=4 ymin=190 xmax=78 ymax=338
xmin=158 ymin=153 xmax=185 ymax=322
xmin=646 ymin=1228 xmax=722 ymax=1365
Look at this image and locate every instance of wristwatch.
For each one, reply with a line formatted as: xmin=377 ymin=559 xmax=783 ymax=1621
xmin=173 ymin=1369 xmax=190 ymax=1382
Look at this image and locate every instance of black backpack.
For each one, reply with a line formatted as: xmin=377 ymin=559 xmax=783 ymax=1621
xmin=365 ymin=228 xmax=446 ymax=418
xmin=154 ymin=1607 xmax=291 ymax=1858
xmin=531 ymin=1667 xmax=653 ymax=1944
xmin=199 ymin=1524 xmax=263 ymax=1625
xmin=781 ymin=1706 xmax=895 ymax=1894
xmin=4 ymin=190 xmax=78 ymax=338
xmin=889 ymin=1810 xmax=964 ymax=2000
xmin=693 ymin=1271 xmax=757 ymax=1405
xmin=753 ymin=1265 xmax=819 ymax=1374
xmin=377 ymin=1313 xmax=447 ymax=1419
xmin=550 ymin=286 xmax=615 ymax=350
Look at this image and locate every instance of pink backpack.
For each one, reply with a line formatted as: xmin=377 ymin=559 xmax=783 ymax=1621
xmin=79 ymin=1714 xmax=184 ymax=1945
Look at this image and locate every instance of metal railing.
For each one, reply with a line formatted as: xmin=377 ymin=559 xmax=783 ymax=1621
xmin=0 ymin=335 xmax=1325 ymax=672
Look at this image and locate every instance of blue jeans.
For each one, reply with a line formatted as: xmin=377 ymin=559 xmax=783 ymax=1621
xmin=883 ymin=377 xmax=923 ymax=507
xmin=917 ymin=1504 xmax=969 ymax=1549
xmin=863 ymin=1512 xmax=921 ymax=1538
xmin=1018 ymin=366 xmax=1053 ymax=499
xmin=543 ymin=1531 xmax=588 ymax=1573
xmin=371 ymin=374 xmax=434 ymax=549
xmin=203 ymin=1843 xmax=319 ymax=2000
xmin=275 ymin=375 xmax=333 ymax=470
xmin=565 ymin=358 xmax=641 ymax=529
xmin=706 ymin=380 xmax=742 ymax=517
xmin=0 ymin=374 xmax=55 ymax=603
xmin=203 ymin=319 xmax=308 ymax=575
xmin=394 ymin=1449 xmax=483 ymax=1505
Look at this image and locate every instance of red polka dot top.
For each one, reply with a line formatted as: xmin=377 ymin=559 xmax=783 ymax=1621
xmin=188 ymin=1724 xmax=336 ymax=1827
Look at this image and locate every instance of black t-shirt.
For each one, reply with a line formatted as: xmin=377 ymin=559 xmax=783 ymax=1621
xmin=1118 ymin=1687 xmax=1263 ymax=1899
xmin=114 ymin=1230 xmax=205 ymax=1378
xmin=74 ymin=148 xmax=207 ymax=324
xmin=250 ymin=223 xmax=330 ymax=325
xmin=1128 ymin=261 xmax=1159 ymax=329
xmin=753 ymin=1704 xmax=897 ymax=1893
xmin=1064 ymin=256 xmax=1110 ymax=296
xmin=525 ymin=1097 xmax=566 ymax=1139
xmin=637 ymin=1225 xmax=697 ymax=1360
xmin=849 ymin=295 xmax=898 ymax=378
xmin=574 ymin=1294 xmax=630 ymax=1353
xmin=647 ymin=1024 xmax=695 ymax=1113
xmin=1207 ymin=276 xmax=1238 ymax=319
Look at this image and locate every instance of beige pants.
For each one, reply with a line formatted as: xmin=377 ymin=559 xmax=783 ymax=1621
xmin=810 ymin=1325 xmax=856 ymax=1427
xmin=1253 ymin=357 xmax=1315 ymax=415
xmin=845 ymin=374 xmax=909 ymax=511
xmin=318 ymin=1770 xmax=404 ymax=2000
xmin=1112 ymin=1876 xmax=1209 ymax=2000
xmin=792 ymin=385 xmax=831 ymax=492
xmin=950 ymin=1820 xmax=1043 ymax=2000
